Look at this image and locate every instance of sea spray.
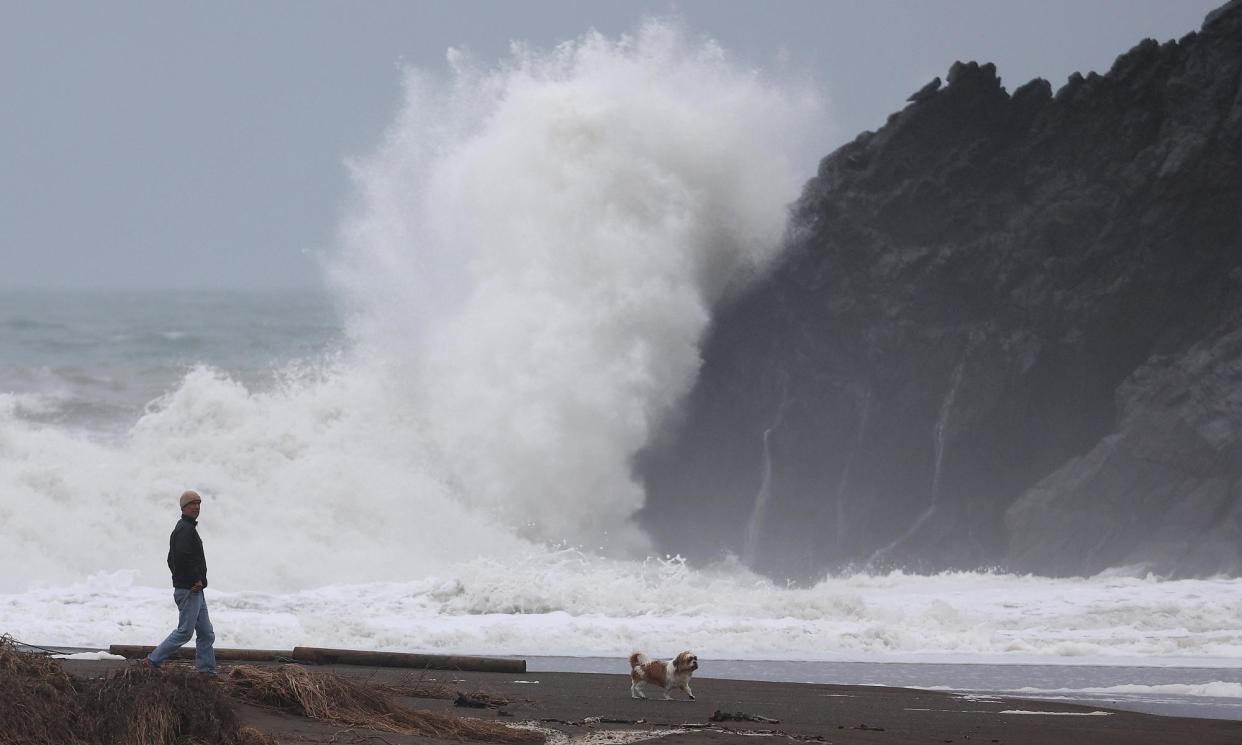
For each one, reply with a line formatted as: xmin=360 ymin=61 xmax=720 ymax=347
xmin=333 ymin=20 xmax=823 ymax=552
xmin=0 ymin=20 xmax=822 ymax=591
xmin=0 ymin=366 xmax=531 ymax=591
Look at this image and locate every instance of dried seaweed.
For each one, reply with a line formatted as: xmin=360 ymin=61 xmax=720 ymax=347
xmin=0 ymin=635 xmax=90 ymax=745
xmin=376 ymin=671 xmax=513 ymax=707
xmin=85 ymin=666 xmax=275 ymax=745
xmin=226 ymin=664 xmax=542 ymax=742
xmin=0 ymin=635 xmax=274 ymax=745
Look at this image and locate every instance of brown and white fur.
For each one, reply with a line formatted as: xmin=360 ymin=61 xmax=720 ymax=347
xmin=629 ymin=651 xmax=698 ymax=700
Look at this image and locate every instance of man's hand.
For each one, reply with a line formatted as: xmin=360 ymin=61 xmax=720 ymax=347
xmin=190 ymin=581 xmax=204 ymax=593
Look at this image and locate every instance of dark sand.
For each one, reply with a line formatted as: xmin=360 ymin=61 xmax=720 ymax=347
xmin=62 ymin=659 xmax=1242 ymax=744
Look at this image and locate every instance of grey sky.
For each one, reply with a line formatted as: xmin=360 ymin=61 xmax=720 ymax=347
xmin=1 ymin=1 xmax=1222 ymax=290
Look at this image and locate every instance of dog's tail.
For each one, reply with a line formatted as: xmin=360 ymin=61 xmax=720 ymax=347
xmin=629 ymin=651 xmax=649 ymax=672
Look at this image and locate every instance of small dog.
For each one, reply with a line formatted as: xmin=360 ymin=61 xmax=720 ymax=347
xmin=629 ymin=651 xmax=698 ymax=700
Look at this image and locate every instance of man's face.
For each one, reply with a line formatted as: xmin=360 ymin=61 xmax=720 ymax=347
xmin=182 ymin=499 xmax=201 ymax=520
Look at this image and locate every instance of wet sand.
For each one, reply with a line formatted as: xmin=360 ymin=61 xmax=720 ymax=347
xmin=62 ymin=659 xmax=1242 ymax=744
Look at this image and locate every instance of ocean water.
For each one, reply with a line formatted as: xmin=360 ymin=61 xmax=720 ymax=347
xmin=0 ymin=289 xmax=342 ymax=436
xmin=3 ymin=20 xmax=1241 ymax=722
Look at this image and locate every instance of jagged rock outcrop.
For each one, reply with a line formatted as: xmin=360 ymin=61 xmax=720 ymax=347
xmin=638 ymin=1 xmax=1242 ymax=579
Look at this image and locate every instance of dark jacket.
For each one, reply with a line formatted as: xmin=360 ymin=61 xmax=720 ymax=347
xmin=167 ymin=516 xmax=208 ymax=589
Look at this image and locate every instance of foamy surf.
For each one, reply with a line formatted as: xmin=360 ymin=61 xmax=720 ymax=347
xmin=5 ymin=564 xmax=1242 ymax=667
xmin=1014 ymin=683 xmax=1242 ymax=699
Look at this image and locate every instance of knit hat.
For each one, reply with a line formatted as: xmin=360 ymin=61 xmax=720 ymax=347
xmin=180 ymin=490 xmax=202 ymax=508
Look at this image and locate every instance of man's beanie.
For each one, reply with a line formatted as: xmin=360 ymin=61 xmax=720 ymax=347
xmin=180 ymin=490 xmax=201 ymax=508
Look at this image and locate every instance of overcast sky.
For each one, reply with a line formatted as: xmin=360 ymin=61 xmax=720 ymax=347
xmin=1 ymin=1 xmax=1223 ymax=290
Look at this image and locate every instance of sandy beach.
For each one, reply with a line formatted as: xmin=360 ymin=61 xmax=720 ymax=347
xmin=59 ymin=659 xmax=1242 ymax=745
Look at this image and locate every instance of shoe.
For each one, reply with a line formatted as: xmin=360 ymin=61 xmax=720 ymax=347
xmin=139 ymin=657 xmax=156 ymax=670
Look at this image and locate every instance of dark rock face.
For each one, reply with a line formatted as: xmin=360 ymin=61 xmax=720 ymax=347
xmin=637 ymin=2 xmax=1242 ymax=579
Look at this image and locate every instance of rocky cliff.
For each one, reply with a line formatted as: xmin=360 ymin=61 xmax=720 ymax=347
xmin=638 ymin=1 xmax=1242 ymax=579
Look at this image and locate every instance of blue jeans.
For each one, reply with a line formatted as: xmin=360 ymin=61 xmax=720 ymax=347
xmin=147 ymin=588 xmax=216 ymax=673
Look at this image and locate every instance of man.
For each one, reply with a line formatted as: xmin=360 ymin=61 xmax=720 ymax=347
xmin=144 ymin=490 xmax=217 ymax=674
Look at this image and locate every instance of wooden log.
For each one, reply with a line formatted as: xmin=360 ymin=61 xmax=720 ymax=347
xmin=108 ymin=645 xmax=294 ymax=662
xmin=291 ymin=646 xmax=526 ymax=673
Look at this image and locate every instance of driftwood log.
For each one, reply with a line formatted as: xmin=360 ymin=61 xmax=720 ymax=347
xmin=291 ymin=647 xmax=525 ymax=673
xmin=108 ymin=645 xmax=526 ymax=673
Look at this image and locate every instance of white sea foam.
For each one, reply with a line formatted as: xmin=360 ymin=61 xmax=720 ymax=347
xmin=51 ymin=651 xmax=126 ymax=661
xmin=0 ymin=366 xmax=531 ymax=590
xmin=1015 ymin=683 xmax=1242 ymax=699
xmin=5 ymin=565 xmax=1242 ymax=665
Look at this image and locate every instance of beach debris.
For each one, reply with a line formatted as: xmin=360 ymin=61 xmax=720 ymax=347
xmin=225 ymin=663 xmax=542 ymax=742
xmin=0 ymin=634 xmax=90 ymax=745
xmin=0 ymin=635 xmax=274 ymax=745
xmin=89 ymin=667 xmax=277 ymax=745
xmin=456 ymin=692 xmax=490 ymax=708
xmin=709 ymin=710 xmax=781 ymax=724
xmin=855 ymin=723 xmax=886 ymax=731
xmin=376 ymin=671 xmax=515 ymax=707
